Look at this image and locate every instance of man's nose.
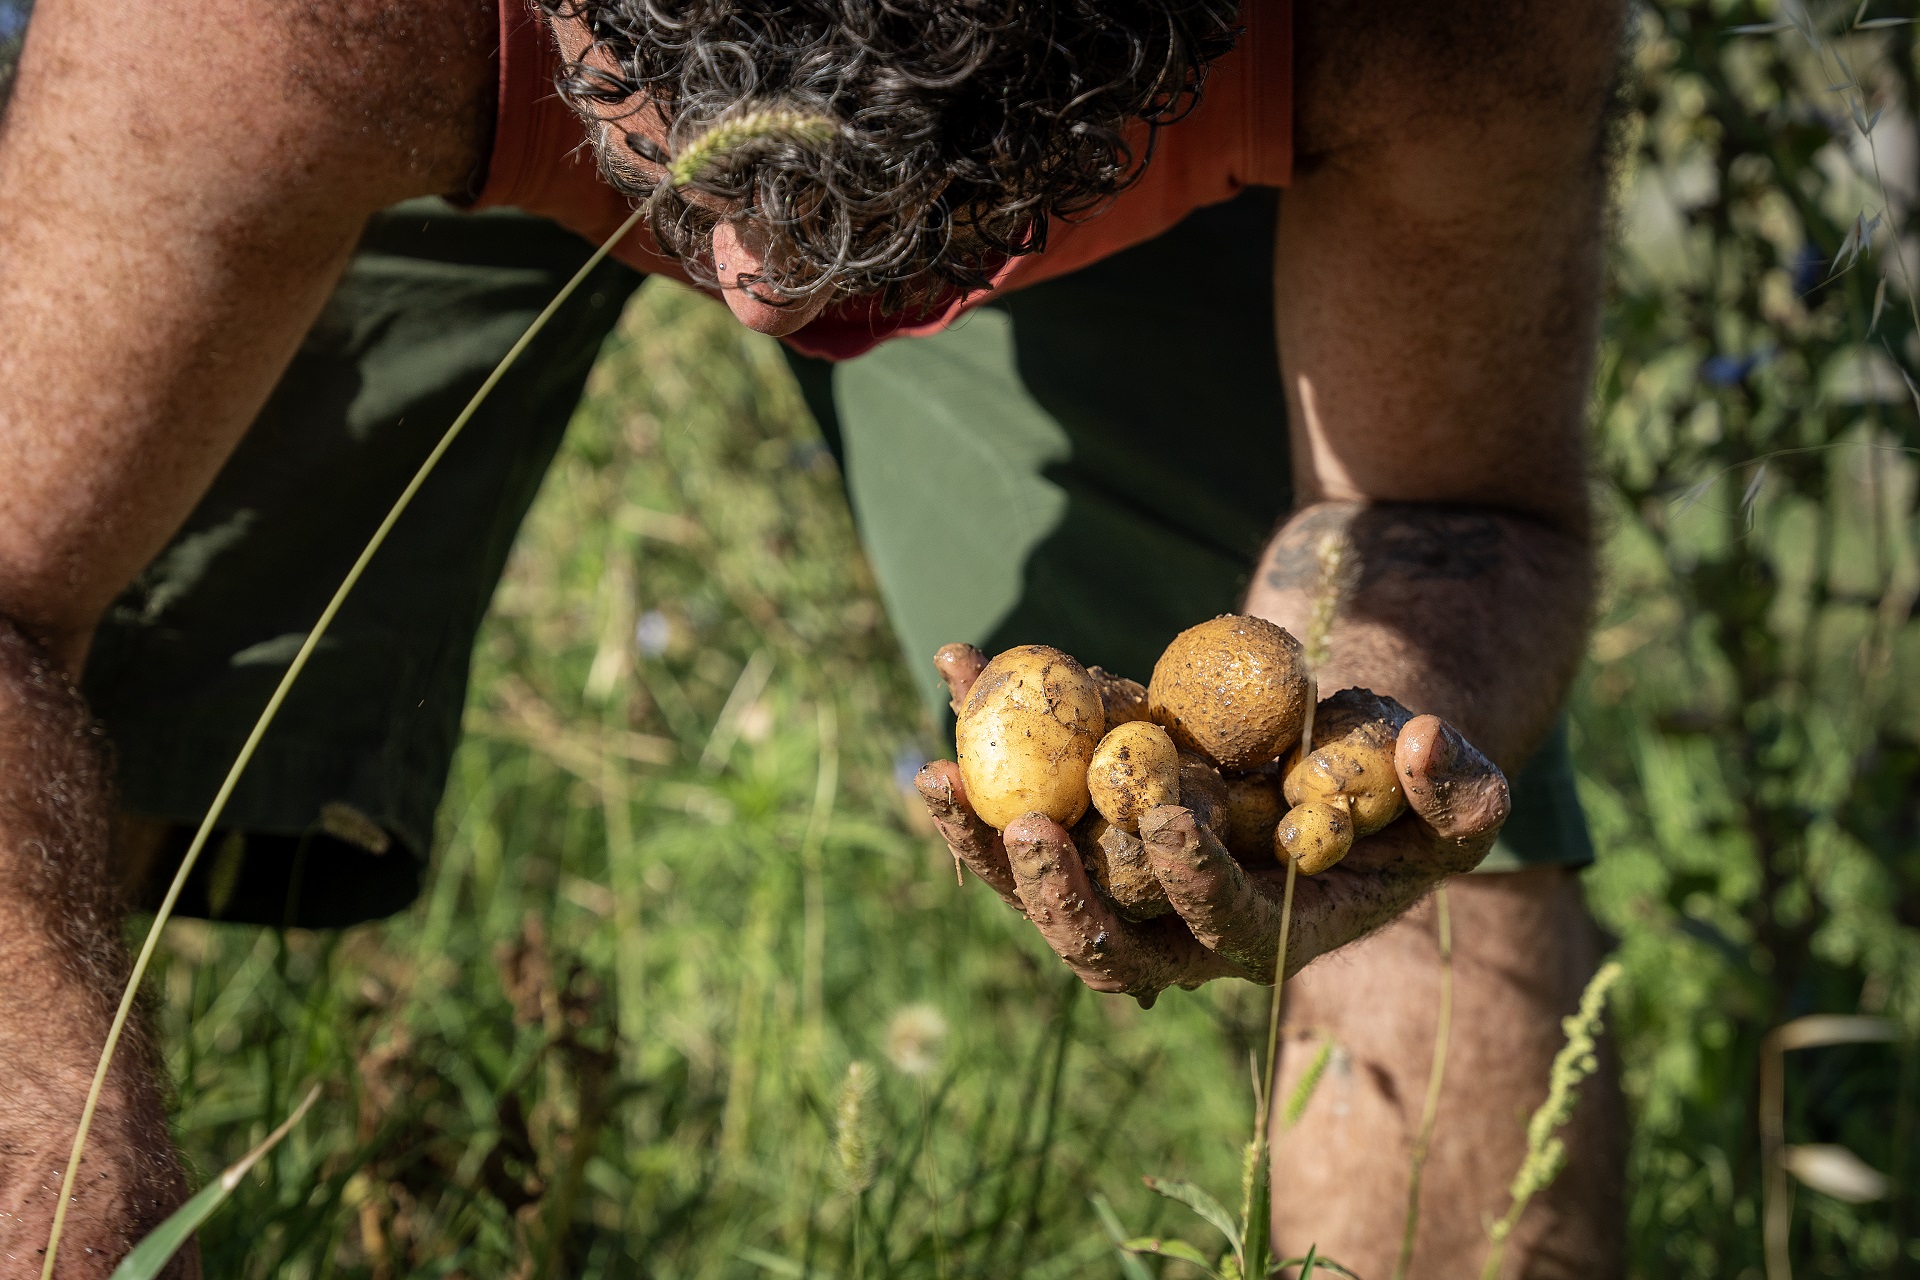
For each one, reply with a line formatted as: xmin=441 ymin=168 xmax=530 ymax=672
xmin=711 ymin=220 xmax=832 ymax=336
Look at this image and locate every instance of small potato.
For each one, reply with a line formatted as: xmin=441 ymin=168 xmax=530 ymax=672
xmin=1075 ymin=813 xmax=1172 ymax=920
xmin=1276 ymin=800 xmax=1354 ymax=875
xmin=1149 ymin=615 xmax=1310 ymax=772
xmin=1283 ymin=688 xmax=1414 ymax=836
xmin=1088 ymin=666 xmax=1153 ymax=726
xmin=957 ymin=645 xmax=1105 ymax=830
xmin=1176 ymin=752 xmax=1229 ymax=835
xmin=1221 ymin=764 xmax=1285 ymax=864
xmin=1087 ymin=721 xmax=1180 ymax=832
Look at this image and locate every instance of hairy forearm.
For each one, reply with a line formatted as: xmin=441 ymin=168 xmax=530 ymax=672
xmin=1244 ymin=500 xmax=1594 ymax=771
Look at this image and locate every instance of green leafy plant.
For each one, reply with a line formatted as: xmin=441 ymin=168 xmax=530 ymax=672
xmin=1586 ymin=1 xmax=1920 ymax=1271
xmin=1121 ymin=1178 xmax=1355 ymax=1280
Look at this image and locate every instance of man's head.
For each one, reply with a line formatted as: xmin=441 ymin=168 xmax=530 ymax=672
xmin=540 ymin=0 xmax=1238 ymax=333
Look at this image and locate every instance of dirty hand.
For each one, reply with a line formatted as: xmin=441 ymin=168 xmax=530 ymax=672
xmin=915 ymin=645 xmax=1509 ymax=1005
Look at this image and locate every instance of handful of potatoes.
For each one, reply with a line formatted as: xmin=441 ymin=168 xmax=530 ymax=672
xmin=950 ymin=616 xmax=1417 ymax=915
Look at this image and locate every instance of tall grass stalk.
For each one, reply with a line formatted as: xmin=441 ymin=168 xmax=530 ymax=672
xmin=1245 ymin=532 xmax=1349 ymax=1277
xmin=601 ymin=739 xmax=645 ymax=1076
xmin=834 ymin=1061 xmax=878 ymax=1279
xmin=1260 ymin=530 xmax=1349 ymax=1068
xmin=1479 ymin=959 xmax=1622 ymax=1280
xmin=801 ymin=698 xmax=840 ymax=1055
xmin=917 ymin=1082 xmax=950 ymax=1280
xmin=38 ymin=203 xmax=649 ymax=1280
xmin=1391 ymin=883 xmax=1452 ymax=1280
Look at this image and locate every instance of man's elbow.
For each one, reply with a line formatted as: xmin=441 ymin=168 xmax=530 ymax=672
xmin=0 ymin=605 xmax=94 ymax=685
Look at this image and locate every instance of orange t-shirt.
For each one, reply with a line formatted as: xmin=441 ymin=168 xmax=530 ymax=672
xmin=472 ymin=0 xmax=1292 ymax=360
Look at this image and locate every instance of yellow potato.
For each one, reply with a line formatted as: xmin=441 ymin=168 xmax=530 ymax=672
xmin=1283 ymin=688 xmax=1412 ymax=836
xmin=1075 ymin=813 xmax=1171 ymax=920
xmin=1221 ymin=765 xmax=1285 ymax=863
xmin=1276 ymin=800 xmax=1355 ymax=875
xmin=1088 ymin=665 xmax=1152 ymax=726
xmin=1148 ymin=615 xmax=1310 ymax=772
xmin=1087 ymin=720 xmax=1180 ymax=832
xmin=956 ymin=645 xmax=1105 ymax=830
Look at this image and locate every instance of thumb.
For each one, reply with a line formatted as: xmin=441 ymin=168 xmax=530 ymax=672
xmin=1395 ymin=715 xmax=1510 ymax=865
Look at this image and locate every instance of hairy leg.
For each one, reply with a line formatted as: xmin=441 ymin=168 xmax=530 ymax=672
xmin=0 ymin=623 xmax=193 ymax=1280
xmin=1269 ymin=867 xmax=1624 ymax=1279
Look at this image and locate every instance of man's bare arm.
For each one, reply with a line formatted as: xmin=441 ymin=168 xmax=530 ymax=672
xmin=1236 ymin=0 xmax=1623 ymax=950
xmin=917 ymin=0 xmax=1623 ymax=997
xmin=0 ymin=0 xmax=492 ymax=1270
xmin=0 ymin=0 xmax=492 ymax=664
xmin=1260 ymin=0 xmax=1621 ymax=751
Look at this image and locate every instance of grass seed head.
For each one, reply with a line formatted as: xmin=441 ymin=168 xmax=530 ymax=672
xmin=834 ymin=1060 xmax=879 ymax=1195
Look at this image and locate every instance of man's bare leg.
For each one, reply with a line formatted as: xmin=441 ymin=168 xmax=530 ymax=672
xmin=0 ymin=623 xmax=194 ymax=1280
xmin=1271 ymin=868 xmax=1625 ymax=1279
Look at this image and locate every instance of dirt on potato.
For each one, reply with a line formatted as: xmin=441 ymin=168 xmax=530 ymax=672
xmin=1221 ymin=763 xmax=1285 ymax=864
xmin=1087 ymin=665 xmax=1152 ymax=727
xmin=1276 ymin=800 xmax=1354 ymax=875
xmin=1086 ymin=720 xmax=1180 ymax=832
xmin=1148 ymin=615 xmax=1309 ymax=772
xmin=1283 ymin=687 xmax=1413 ymax=837
xmin=1074 ymin=812 xmax=1172 ymax=920
xmin=1175 ymin=751 xmax=1229 ymax=836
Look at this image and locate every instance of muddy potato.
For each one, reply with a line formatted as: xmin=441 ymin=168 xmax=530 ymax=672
xmin=1175 ymin=751 xmax=1229 ymax=835
xmin=1088 ymin=666 xmax=1153 ymax=726
xmin=1074 ymin=813 xmax=1172 ymax=920
xmin=1087 ymin=721 xmax=1180 ymax=832
xmin=956 ymin=645 xmax=1105 ymax=830
xmin=1276 ymin=800 xmax=1354 ymax=875
xmin=1283 ymin=688 xmax=1414 ymax=836
xmin=1222 ymin=764 xmax=1285 ymax=863
xmin=1148 ymin=615 xmax=1310 ymax=772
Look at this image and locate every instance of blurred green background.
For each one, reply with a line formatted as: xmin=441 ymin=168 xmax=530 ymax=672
xmin=7 ymin=0 xmax=1920 ymax=1275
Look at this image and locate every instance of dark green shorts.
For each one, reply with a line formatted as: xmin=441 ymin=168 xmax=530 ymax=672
xmin=85 ymin=191 xmax=1588 ymax=928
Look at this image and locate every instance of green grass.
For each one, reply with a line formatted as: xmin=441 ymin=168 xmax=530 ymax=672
xmin=136 ymin=3 xmax=1920 ymax=1276
xmin=149 ymin=280 xmax=1267 ymax=1279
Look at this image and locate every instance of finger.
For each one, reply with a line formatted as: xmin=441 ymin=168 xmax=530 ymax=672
xmin=915 ymin=760 xmax=1023 ymax=910
xmin=1139 ymin=805 xmax=1285 ymax=978
xmin=1395 ymin=715 xmax=1511 ymax=871
xmin=1004 ymin=812 xmax=1239 ymax=1001
xmin=933 ymin=643 xmax=988 ymax=713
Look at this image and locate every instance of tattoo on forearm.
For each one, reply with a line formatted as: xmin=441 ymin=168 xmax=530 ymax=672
xmin=1261 ymin=503 xmax=1504 ymax=594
